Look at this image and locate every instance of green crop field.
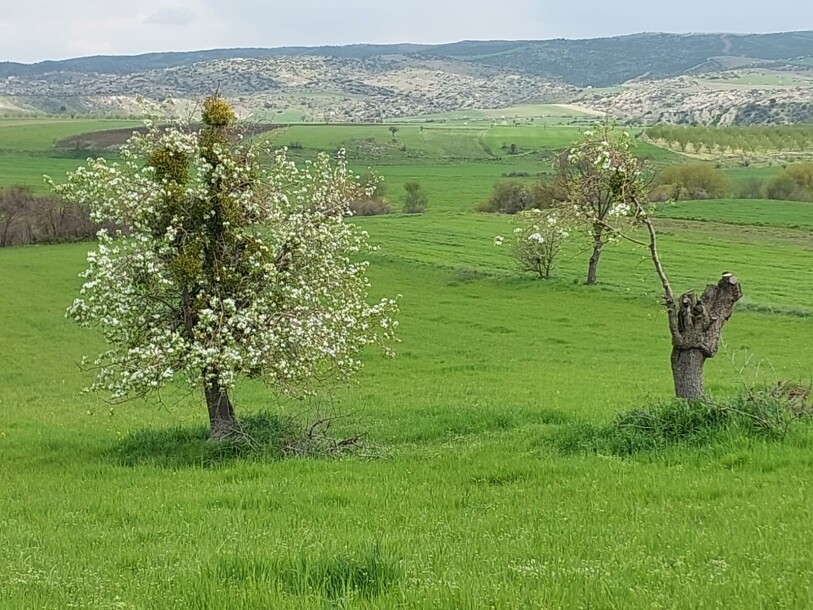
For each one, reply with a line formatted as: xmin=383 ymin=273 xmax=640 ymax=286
xmin=2 ymin=119 xmax=813 ymax=609
xmin=659 ymin=198 xmax=813 ymax=230
xmin=393 ymin=103 xmax=597 ymax=124
xmin=0 ymin=118 xmax=139 ymax=192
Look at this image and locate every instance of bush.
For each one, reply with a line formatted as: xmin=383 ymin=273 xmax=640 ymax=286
xmin=360 ymin=172 xmax=386 ymax=199
xmin=476 ymin=181 xmax=532 ymax=214
xmin=649 ymin=184 xmax=682 ymax=203
xmin=737 ymin=177 xmax=765 ymax=199
xmin=530 ymin=179 xmax=564 ymax=209
xmin=549 ymin=383 xmax=813 ymax=456
xmin=765 ymin=173 xmax=809 ymax=201
xmin=766 ymin=163 xmax=813 ymax=201
xmin=786 ymin=163 xmax=813 ymax=193
xmin=498 ymin=209 xmax=570 ymax=279
xmin=0 ymin=186 xmax=97 ymax=247
xmin=402 ymin=181 xmax=428 ymax=214
xmin=349 ymin=197 xmax=391 ymax=216
xmin=654 ymin=163 xmax=728 ymax=200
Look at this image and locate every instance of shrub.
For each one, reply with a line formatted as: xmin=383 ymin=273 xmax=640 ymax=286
xmin=477 ymin=181 xmax=534 ymax=214
xmin=786 ymin=162 xmax=813 ymax=193
xmin=402 ymin=181 xmax=428 ymax=214
xmin=0 ymin=186 xmax=97 ymax=247
xmin=766 ymin=163 xmax=813 ymax=201
xmin=497 ymin=209 xmax=571 ymax=279
xmin=530 ymin=179 xmax=564 ymax=209
xmin=765 ymin=173 xmax=809 ymax=201
xmin=360 ymin=172 xmax=387 ymax=199
xmin=654 ymin=163 xmax=728 ymax=200
xmin=349 ymin=197 xmax=391 ymax=216
xmin=737 ymin=177 xmax=765 ymax=199
xmin=549 ymin=383 xmax=812 ymax=456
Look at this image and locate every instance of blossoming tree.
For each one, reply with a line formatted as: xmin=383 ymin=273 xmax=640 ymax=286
xmin=556 ymin=124 xmax=642 ymax=285
xmin=566 ymin=124 xmax=742 ymax=400
xmin=53 ymin=96 xmax=399 ymax=439
xmin=495 ymin=209 xmax=571 ymax=279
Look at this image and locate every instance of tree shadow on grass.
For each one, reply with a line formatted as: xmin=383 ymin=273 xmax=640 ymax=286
xmin=105 ymin=412 xmax=299 ymax=469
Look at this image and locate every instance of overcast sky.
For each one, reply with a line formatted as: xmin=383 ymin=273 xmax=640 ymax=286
xmin=2 ymin=0 xmax=811 ymax=63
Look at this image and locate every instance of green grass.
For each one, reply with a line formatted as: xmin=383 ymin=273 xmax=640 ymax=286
xmin=394 ymin=103 xmax=596 ymax=124
xmin=0 ymin=156 xmax=87 ymax=192
xmin=698 ymin=71 xmax=813 ymax=87
xmin=3 ymin=202 xmax=813 ymax=608
xmin=0 ymin=118 xmax=139 ymax=152
xmin=0 ymin=119 xmax=138 ymax=191
xmin=3 ymin=121 xmax=813 ymax=608
xmin=720 ymin=164 xmax=783 ymax=188
xmin=658 ymin=198 xmax=813 ymax=230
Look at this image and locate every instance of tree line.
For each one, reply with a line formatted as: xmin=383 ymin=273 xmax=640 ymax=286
xmin=0 ymin=187 xmax=98 ymax=247
xmin=645 ymin=124 xmax=813 ymax=155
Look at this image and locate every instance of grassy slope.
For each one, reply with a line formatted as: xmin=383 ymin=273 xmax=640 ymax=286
xmin=1 ymin=120 xmax=813 ymax=608
xmin=659 ymin=198 xmax=813 ymax=230
xmin=0 ymin=119 xmax=139 ymax=192
xmin=2 ymin=205 xmax=813 ymax=609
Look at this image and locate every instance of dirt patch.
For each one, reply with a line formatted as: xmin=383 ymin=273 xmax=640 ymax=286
xmin=55 ymin=123 xmax=283 ymax=151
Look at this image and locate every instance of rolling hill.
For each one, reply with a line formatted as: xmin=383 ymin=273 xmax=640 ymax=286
xmin=2 ymin=31 xmax=812 ymax=124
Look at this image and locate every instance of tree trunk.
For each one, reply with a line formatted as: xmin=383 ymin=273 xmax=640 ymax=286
xmin=204 ymin=380 xmax=236 ymax=440
xmin=670 ymin=347 xmax=706 ymax=400
xmin=585 ymin=226 xmax=603 ymax=285
xmin=667 ymin=273 xmax=743 ymax=400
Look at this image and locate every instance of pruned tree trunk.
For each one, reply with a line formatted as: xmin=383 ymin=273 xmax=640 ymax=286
xmin=667 ymin=274 xmax=743 ymax=400
xmin=204 ymin=380 xmax=236 ymax=440
xmin=670 ymin=348 xmax=706 ymax=400
xmin=636 ymin=212 xmax=743 ymax=401
xmin=585 ymin=225 xmax=603 ymax=285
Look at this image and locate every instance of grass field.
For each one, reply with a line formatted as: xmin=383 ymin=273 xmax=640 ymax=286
xmin=0 ymin=119 xmax=139 ymax=192
xmin=393 ymin=103 xmax=598 ymax=124
xmin=698 ymin=71 xmax=813 ymax=88
xmin=2 ymin=120 xmax=813 ymax=609
xmin=0 ymin=119 xmax=682 ymax=205
xmin=659 ymin=198 xmax=813 ymax=230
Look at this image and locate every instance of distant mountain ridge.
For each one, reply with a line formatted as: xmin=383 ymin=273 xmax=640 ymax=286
xmin=3 ymin=31 xmax=813 ymax=87
xmin=2 ymin=31 xmax=813 ymax=125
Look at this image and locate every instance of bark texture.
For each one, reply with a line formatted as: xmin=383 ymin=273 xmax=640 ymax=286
xmin=667 ymin=273 xmax=743 ymax=400
xmin=204 ymin=380 xmax=236 ymax=440
xmin=670 ymin=348 xmax=707 ymax=400
xmin=585 ymin=225 xmax=604 ymax=285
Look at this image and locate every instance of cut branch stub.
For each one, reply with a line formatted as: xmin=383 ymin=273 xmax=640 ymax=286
xmin=671 ymin=273 xmax=743 ymax=356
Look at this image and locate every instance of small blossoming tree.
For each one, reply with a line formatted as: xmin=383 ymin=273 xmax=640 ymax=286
xmin=557 ymin=123 xmax=644 ymax=285
xmin=495 ymin=209 xmax=571 ymax=279
xmin=53 ymin=96 xmax=399 ymax=439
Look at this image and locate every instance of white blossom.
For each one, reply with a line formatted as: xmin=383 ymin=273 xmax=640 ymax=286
xmin=54 ymin=116 xmax=399 ymax=401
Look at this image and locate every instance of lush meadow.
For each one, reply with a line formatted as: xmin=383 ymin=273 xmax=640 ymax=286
xmin=1 ymin=119 xmax=813 ymax=609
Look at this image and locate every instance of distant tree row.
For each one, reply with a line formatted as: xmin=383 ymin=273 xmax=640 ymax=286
xmin=652 ymin=161 xmax=813 ymax=202
xmin=482 ymin=161 xmax=813 ymax=210
xmin=645 ymin=125 xmax=813 ymax=155
xmin=0 ymin=186 xmax=97 ymax=247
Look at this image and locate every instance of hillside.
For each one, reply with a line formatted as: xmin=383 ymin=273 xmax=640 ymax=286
xmin=1 ymin=31 xmax=812 ymax=124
